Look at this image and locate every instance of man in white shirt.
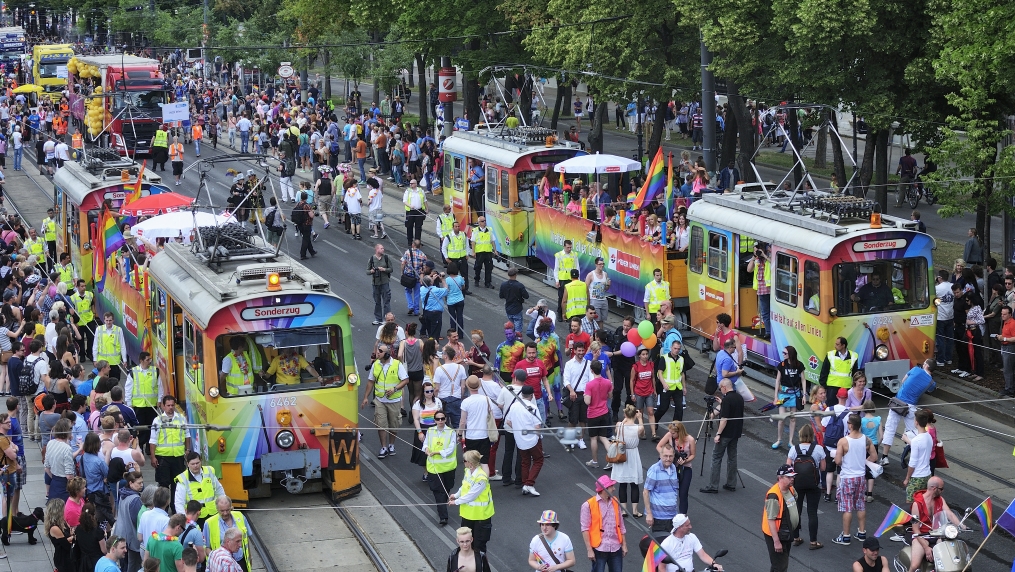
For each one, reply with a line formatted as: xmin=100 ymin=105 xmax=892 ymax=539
xmin=659 ymin=515 xmax=723 ymax=572
xmin=432 ymin=347 xmax=467 ymax=428
xmin=236 ymin=115 xmax=252 ymax=153
xmin=562 ymin=343 xmax=593 ymax=450
xmin=933 ymin=270 xmax=954 ymax=367
xmin=495 ymin=368 xmax=528 ymax=487
xmin=505 ymin=384 xmax=543 ymax=496
xmin=459 ymin=376 xmax=493 ymax=467
xmin=902 ymin=409 xmax=934 ymax=503
xmin=54 ymin=138 xmax=71 ymax=170
xmin=477 ymin=366 xmax=504 ymax=478
xmin=374 ymin=313 xmax=406 ymax=343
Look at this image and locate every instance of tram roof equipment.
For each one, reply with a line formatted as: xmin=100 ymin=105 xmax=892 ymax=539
xmin=444 ymin=127 xmax=583 ymax=166
xmin=54 ymin=156 xmax=165 ymax=206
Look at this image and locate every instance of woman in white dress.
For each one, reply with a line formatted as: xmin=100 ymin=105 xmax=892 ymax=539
xmin=611 ymin=404 xmax=645 ymax=517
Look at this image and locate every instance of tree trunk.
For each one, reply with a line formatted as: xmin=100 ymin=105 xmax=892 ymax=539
xmin=788 ymin=103 xmax=802 ymax=186
xmin=407 ymin=59 xmax=414 ymax=88
xmin=415 ymin=52 xmax=429 ymax=133
xmin=588 ymin=97 xmax=608 ymax=153
xmin=978 ymin=174 xmax=991 ymax=254
xmin=814 ymin=119 xmax=827 ymax=169
xmin=720 ymin=105 xmax=737 ymax=170
xmin=551 ymin=74 xmax=566 ymax=130
xmin=647 ymin=104 xmax=664 ymax=160
xmin=560 ymin=81 xmax=573 ymax=119
xmin=858 ymin=129 xmax=877 ymax=197
xmin=323 ymin=50 xmax=331 ymax=102
xmin=727 ymin=81 xmax=756 ymax=183
xmin=519 ymin=74 xmax=533 ymax=125
xmin=874 ymin=129 xmax=889 ymax=213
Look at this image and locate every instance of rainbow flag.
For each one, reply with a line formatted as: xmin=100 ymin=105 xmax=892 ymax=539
xmin=972 ymin=497 xmax=992 ymax=536
xmin=665 ymin=152 xmax=674 ymax=215
xmin=642 ymin=539 xmax=667 ymax=572
xmin=631 ymin=147 xmax=665 ymax=210
xmin=123 ymin=160 xmax=146 ymax=207
xmin=874 ymin=504 xmax=913 ymax=537
xmin=103 ymin=211 xmax=125 ymax=257
xmin=93 ymin=216 xmax=106 ymax=292
xmin=997 ymin=497 xmax=1015 ymax=537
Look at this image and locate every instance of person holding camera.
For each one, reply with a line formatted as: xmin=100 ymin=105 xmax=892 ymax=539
xmin=700 ymin=378 xmax=743 ymax=494
xmin=420 ymin=272 xmax=448 ymax=340
xmin=746 ymin=242 xmax=772 ymax=339
xmin=525 ymin=300 xmax=556 ymax=341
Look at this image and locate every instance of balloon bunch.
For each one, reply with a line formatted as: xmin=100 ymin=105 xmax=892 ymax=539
xmin=84 ymin=87 xmax=106 ymax=137
xmin=67 ymin=57 xmax=101 ymax=79
xmin=619 ymin=319 xmax=657 ymax=357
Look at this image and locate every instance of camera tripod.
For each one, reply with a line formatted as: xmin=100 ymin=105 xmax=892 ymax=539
xmin=696 ymin=394 xmax=745 ymax=488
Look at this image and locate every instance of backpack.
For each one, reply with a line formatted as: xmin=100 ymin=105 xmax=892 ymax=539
xmin=18 ymin=355 xmax=39 ymax=395
xmin=329 ymin=140 xmax=340 ymax=155
xmin=823 ymin=409 xmax=850 ymax=446
xmin=793 ymin=443 xmax=820 ymax=490
xmin=290 ymin=205 xmax=307 ymax=227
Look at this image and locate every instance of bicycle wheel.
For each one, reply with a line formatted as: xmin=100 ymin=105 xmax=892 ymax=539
xmin=907 ymin=185 xmax=919 ymax=209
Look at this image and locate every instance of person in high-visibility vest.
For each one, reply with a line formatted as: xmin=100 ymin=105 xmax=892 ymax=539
xmin=125 ymin=351 xmax=163 ymax=454
xmin=762 ymin=465 xmax=800 ymax=570
xmin=580 ymin=474 xmax=626 ymax=565
xmin=174 ymin=451 xmax=225 ymax=525
xmin=644 ymin=268 xmax=670 ymax=324
xmin=149 ymin=395 xmax=190 ymax=491
xmin=93 ymin=311 xmax=127 ymax=380
xmin=818 ymin=336 xmax=858 ymax=404
xmin=422 ymin=410 xmax=458 ymax=526
xmin=219 ymin=337 xmax=256 ymax=395
xmin=442 ymin=220 xmax=471 ymax=293
xmin=151 ymin=124 xmax=169 ymax=172
xmin=471 ymin=216 xmax=494 ymax=289
xmin=72 ymin=279 xmax=96 ymax=361
xmin=41 ymin=208 xmax=58 ymax=265
xmin=362 ymin=343 xmax=408 ymax=457
xmin=24 ymin=227 xmax=47 ymax=269
xmin=554 ymin=240 xmax=579 ymax=318
xmin=56 ymin=252 xmax=77 ymax=292
xmin=449 ymin=449 xmax=494 ymax=553
xmin=204 ymin=496 xmax=250 ymax=570
xmin=746 ymin=242 xmax=772 ymax=340
xmin=561 ymin=269 xmax=589 ymax=320
xmin=191 ymin=122 xmax=203 ymax=157
xmin=169 ymin=135 xmax=185 ymax=186
xmin=435 ymin=203 xmax=455 ymax=265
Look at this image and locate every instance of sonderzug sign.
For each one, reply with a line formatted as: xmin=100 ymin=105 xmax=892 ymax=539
xmin=852 ymin=238 xmax=907 ymax=252
xmin=240 ymin=303 xmax=314 ymax=321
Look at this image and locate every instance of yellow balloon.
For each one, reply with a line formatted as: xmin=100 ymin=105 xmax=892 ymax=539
xmin=643 ymin=333 xmax=658 ymax=349
xmin=88 ymin=127 xmax=100 ymax=136
xmin=93 ymin=86 xmax=103 ymax=94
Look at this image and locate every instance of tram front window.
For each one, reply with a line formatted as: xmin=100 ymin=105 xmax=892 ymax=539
xmin=216 ymin=326 xmax=345 ymax=396
xmin=834 ymin=259 xmax=930 ymax=315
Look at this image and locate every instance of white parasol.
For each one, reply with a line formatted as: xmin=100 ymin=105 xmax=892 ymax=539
xmin=553 ymin=153 xmax=641 ymax=175
xmin=132 ymin=211 xmax=234 ymax=242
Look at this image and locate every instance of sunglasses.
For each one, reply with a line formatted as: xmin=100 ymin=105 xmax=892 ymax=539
xmin=424 ymin=390 xmax=434 ymax=394
xmin=434 ymin=417 xmax=446 ymax=421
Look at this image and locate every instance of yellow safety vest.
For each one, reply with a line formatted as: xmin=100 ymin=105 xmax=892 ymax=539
xmin=404 ymin=188 xmax=426 ymax=211
xmin=370 ymin=359 xmax=404 ymax=400
xmin=447 ymin=233 xmax=467 ymax=259
xmin=42 ymin=218 xmax=57 ymax=242
xmin=825 ymin=350 xmax=858 ymax=388
xmin=458 ymin=469 xmax=494 ymax=520
xmin=58 ymin=264 xmax=75 ymax=290
xmin=25 ymin=237 xmax=45 ymax=258
xmin=96 ymin=326 xmax=123 ymax=365
xmin=646 ymin=280 xmax=670 ymax=313
xmin=71 ymin=291 xmax=94 ymax=324
xmin=424 ymin=428 xmax=458 ymax=474
xmin=661 ymin=354 xmax=684 ymax=391
xmin=206 ymin=512 xmax=250 ymax=566
xmin=473 ymin=227 xmax=493 ymax=253
xmin=555 ymin=251 xmax=578 ymax=280
xmin=438 ymin=214 xmax=455 ymax=237
xmin=752 ymin=259 xmax=772 ymax=291
xmin=131 ymin=366 xmax=158 ymax=407
xmin=225 ymin=352 xmax=253 ymax=393
xmin=174 ymin=466 xmax=218 ymax=520
xmin=153 ymin=130 xmax=168 ymax=148
xmin=565 ymin=280 xmax=587 ymax=319
xmin=155 ymin=413 xmax=186 ymax=457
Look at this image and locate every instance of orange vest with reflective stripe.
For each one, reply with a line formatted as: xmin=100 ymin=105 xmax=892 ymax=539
xmin=169 ymin=143 xmax=184 ymax=161
xmin=586 ymin=495 xmax=623 ymax=549
xmin=761 ymin=484 xmax=794 ymax=536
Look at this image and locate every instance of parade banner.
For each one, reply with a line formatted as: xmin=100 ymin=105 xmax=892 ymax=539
xmin=533 ymin=203 xmax=666 ymax=307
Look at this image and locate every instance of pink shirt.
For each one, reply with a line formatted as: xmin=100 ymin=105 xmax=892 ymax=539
xmin=65 ymin=497 xmax=84 ymax=528
xmin=585 ymin=376 xmax=612 ymax=419
xmin=580 ymin=495 xmax=626 ymax=553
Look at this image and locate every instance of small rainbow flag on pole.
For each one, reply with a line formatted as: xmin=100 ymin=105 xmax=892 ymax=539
xmin=631 ymin=147 xmax=666 ymax=210
xmin=665 ymin=152 xmax=674 ymax=216
xmin=874 ymin=504 xmax=913 ymax=537
xmin=972 ymin=497 xmax=993 ymax=537
xmin=123 ymin=160 xmax=146 ymax=207
xmin=102 ymin=211 xmax=125 ymax=257
xmin=642 ymin=539 xmax=667 ymax=572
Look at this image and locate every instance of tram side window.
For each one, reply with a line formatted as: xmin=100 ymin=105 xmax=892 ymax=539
xmin=775 ymin=253 xmax=799 ymax=307
xmin=833 ymin=258 xmax=930 ymax=316
xmin=517 ymin=171 xmax=540 ymax=208
xmin=153 ymin=286 xmax=167 ymax=347
xmin=443 ymin=155 xmax=453 ymax=190
xmin=486 ymin=167 xmax=499 ymax=203
xmin=707 ymin=232 xmax=728 ymax=282
xmin=501 ymin=170 xmax=510 ymax=208
xmin=804 ymin=261 xmax=820 ymax=315
xmin=689 ymin=226 xmax=704 ymax=274
xmin=183 ymin=319 xmax=204 ymax=393
xmin=69 ymin=205 xmax=82 ymax=246
xmin=452 ymin=156 xmax=464 ymax=192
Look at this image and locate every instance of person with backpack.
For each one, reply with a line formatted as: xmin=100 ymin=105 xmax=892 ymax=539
xmin=821 ymin=387 xmax=851 ymax=503
xmin=263 ymin=197 xmax=286 ymax=246
xmin=180 ymin=499 xmax=208 ymax=569
xmin=772 ymin=346 xmax=805 ymax=450
xmin=786 ymin=424 xmax=826 ymax=550
xmin=291 ymin=191 xmax=317 ymax=260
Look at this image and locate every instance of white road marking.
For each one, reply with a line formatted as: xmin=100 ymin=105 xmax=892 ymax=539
xmin=738 ymin=468 xmax=770 ymax=487
xmin=323 ymin=239 xmax=348 ymax=253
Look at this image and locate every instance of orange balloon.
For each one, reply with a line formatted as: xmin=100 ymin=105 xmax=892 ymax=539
xmin=643 ymin=333 xmax=658 ymax=349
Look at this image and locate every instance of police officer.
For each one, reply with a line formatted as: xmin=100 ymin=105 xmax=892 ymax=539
xmin=443 ymin=220 xmax=471 ymax=294
xmin=436 ymin=204 xmax=455 ymax=265
xmin=149 ymin=395 xmax=190 ymax=494
xmin=818 ymin=336 xmax=859 ymax=406
xmin=94 ymin=311 xmax=127 ymax=380
xmin=151 ymin=124 xmax=170 ymax=171
xmin=644 ymin=268 xmax=670 ymax=325
xmin=554 ymin=240 xmax=579 ymax=319
xmin=71 ymin=279 xmax=96 ymax=361
xmin=472 ymin=216 xmax=494 ymax=289
xmin=54 ymin=252 xmax=76 ymax=292
xmin=24 ymin=227 xmax=47 ymax=270
xmin=126 ymin=351 xmax=163 ymax=455
xmin=41 ymin=208 xmax=58 ymax=265
xmin=561 ymin=269 xmax=589 ymax=320
xmin=174 ymin=451 xmax=225 ymax=526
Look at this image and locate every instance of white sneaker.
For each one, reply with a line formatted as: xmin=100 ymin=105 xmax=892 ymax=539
xmin=489 ymin=473 xmax=503 ymax=481
xmin=889 ymin=533 xmax=907 ymax=542
xmin=879 ymin=457 xmax=889 ymax=466
xmin=578 ymin=439 xmax=588 ymax=450
xmin=387 ymin=444 xmax=395 ymax=455
xmin=527 ymin=486 xmax=541 ymax=496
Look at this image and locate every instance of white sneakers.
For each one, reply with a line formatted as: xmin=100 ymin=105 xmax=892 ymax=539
xmin=523 ymin=485 xmax=541 ymax=496
xmin=489 ymin=473 xmax=503 ymax=481
xmin=577 ymin=439 xmax=588 ymax=450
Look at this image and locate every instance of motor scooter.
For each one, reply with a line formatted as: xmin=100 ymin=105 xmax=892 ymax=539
xmin=893 ymin=509 xmax=973 ymax=572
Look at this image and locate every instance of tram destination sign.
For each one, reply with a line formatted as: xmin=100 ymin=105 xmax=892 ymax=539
xmin=240 ymin=303 xmax=314 ymax=321
xmin=852 ymin=238 xmax=907 ymax=252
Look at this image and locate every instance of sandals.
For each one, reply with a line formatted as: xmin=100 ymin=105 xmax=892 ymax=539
xmin=971 ymin=375 xmax=984 ymax=382
xmin=809 ymin=542 xmax=823 ymax=550
xmin=632 ymin=512 xmax=644 ymax=518
xmin=621 ymin=510 xmax=629 ymax=518
xmin=792 ymin=538 xmax=804 ymax=546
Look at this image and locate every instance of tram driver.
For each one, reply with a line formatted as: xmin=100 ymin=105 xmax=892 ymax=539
xmin=850 ymin=272 xmax=894 ymax=311
xmin=261 ymin=347 xmax=326 ymax=387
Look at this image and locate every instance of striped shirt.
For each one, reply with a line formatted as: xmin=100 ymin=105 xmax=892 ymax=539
xmin=208 ymin=547 xmax=244 ymax=572
xmin=644 ymin=460 xmax=680 ymax=520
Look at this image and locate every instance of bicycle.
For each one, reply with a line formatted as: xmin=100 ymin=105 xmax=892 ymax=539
xmin=905 ymin=175 xmax=937 ymax=208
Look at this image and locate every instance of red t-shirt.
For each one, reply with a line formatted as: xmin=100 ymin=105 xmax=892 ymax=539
xmin=631 ymin=361 xmax=655 ymax=396
xmin=585 ymin=376 xmax=613 ymax=419
xmin=564 ymin=332 xmax=591 ymax=358
xmin=515 ymin=358 xmax=548 ymax=398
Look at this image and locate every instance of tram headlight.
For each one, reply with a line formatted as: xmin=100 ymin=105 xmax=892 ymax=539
xmin=275 ymin=429 xmax=295 ymax=449
xmin=874 ymin=344 xmax=890 ymax=361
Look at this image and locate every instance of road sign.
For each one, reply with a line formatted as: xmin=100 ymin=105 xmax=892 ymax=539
xmin=278 ymin=62 xmax=294 ymax=78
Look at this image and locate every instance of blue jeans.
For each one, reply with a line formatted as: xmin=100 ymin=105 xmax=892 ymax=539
xmin=404 ymin=283 xmax=420 ymax=312
xmin=591 ymin=548 xmax=623 ymax=572
xmin=358 ymin=158 xmax=367 ymax=181
xmin=194 ymin=139 xmax=201 ymax=155
xmin=507 ymin=313 xmax=522 ymax=334
xmin=240 ymin=131 xmax=250 ymax=153
xmin=13 ymin=147 xmax=22 ymax=170
xmin=759 ymin=294 xmax=771 ymax=337
xmin=935 ymin=320 xmax=954 ymax=363
xmin=442 ymin=396 xmax=462 ymax=428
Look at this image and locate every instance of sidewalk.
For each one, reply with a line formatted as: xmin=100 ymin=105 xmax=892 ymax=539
xmin=1 ymin=442 xmax=52 ymax=571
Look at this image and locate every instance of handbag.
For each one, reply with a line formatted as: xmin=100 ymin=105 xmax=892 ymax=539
xmin=485 ymin=397 xmax=499 ymax=442
xmin=605 ymin=422 xmax=628 ymax=464
xmin=400 ymin=250 xmax=419 ymax=288
xmin=888 ymin=397 xmax=910 ymax=417
xmin=934 ymin=441 xmax=949 ymax=468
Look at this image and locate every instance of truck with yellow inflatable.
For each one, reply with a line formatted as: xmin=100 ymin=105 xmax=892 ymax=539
xmin=67 ymin=55 xmax=168 ymax=157
xmin=32 ymin=43 xmax=74 ymax=103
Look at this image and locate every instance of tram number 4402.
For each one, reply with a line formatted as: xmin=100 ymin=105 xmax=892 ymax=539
xmin=269 ymin=397 xmax=298 ymax=408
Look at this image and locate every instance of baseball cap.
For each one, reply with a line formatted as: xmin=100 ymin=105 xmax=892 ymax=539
xmin=520 ymin=385 xmax=535 ymax=396
xmin=863 ymin=537 xmax=880 ymax=550
xmin=836 ymin=387 xmax=849 ymax=399
xmin=513 ymin=368 xmax=528 ymax=382
xmin=661 ymin=315 xmax=675 ymax=325
xmin=776 ymin=464 xmax=797 ymax=477
xmin=671 ymin=514 xmax=689 ymax=530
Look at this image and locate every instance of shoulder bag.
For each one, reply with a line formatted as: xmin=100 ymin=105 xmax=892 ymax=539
xmin=400 ymin=250 xmax=419 ymax=288
xmin=605 ymin=422 xmax=627 ymax=464
xmin=561 ymin=361 xmax=589 ymax=409
xmin=888 ymin=397 xmax=910 ymax=417
xmin=485 ymin=396 xmax=499 ymax=442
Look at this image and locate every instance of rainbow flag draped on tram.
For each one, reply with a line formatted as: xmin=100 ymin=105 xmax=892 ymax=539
xmin=103 ymin=211 xmax=125 ymax=257
xmin=631 ymin=147 xmax=665 ymax=210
